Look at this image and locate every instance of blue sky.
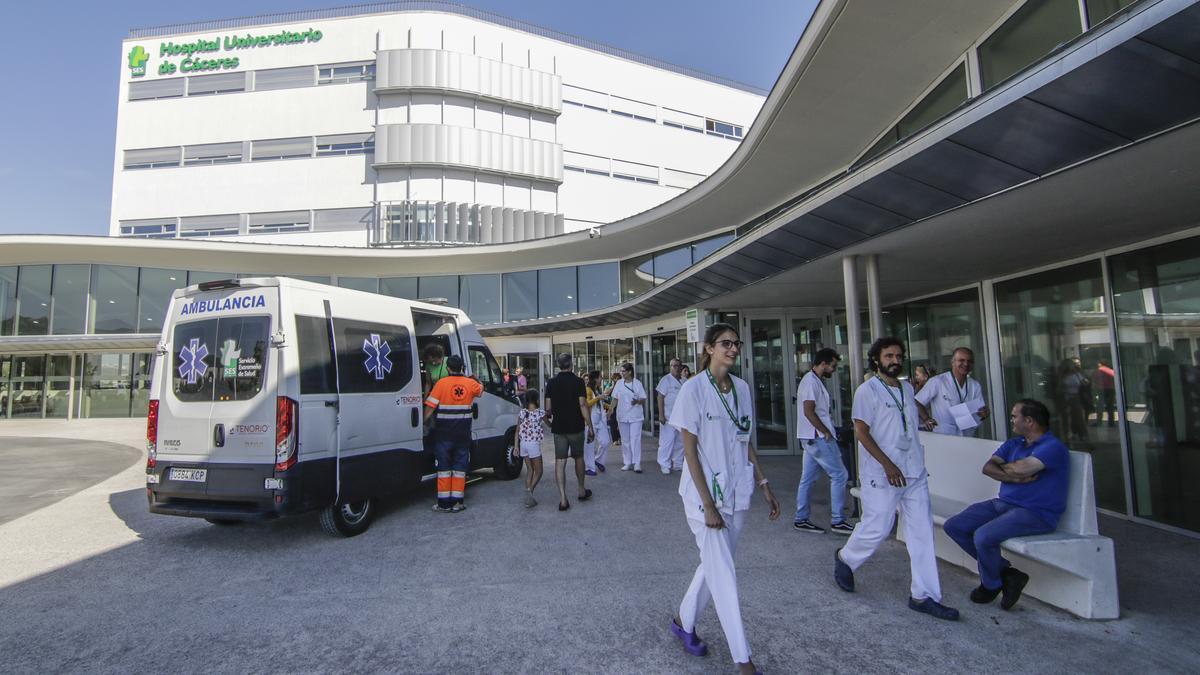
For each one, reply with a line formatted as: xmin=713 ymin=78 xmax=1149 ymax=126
xmin=0 ymin=0 xmax=816 ymax=236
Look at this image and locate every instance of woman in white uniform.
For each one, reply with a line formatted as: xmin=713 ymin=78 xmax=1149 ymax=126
xmin=611 ymin=363 xmax=647 ymax=472
xmin=668 ymin=323 xmax=781 ymax=674
xmin=583 ymin=370 xmax=611 ymax=474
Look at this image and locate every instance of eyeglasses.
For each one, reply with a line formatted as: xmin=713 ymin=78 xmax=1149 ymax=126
xmin=714 ymin=339 xmax=744 ymax=350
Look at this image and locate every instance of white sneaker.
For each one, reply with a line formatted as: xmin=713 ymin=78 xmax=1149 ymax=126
xmin=634 ymin=465 xmax=643 ymax=474
xmin=660 ymin=467 xmax=671 ymax=475
xmin=621 ymin=464 xmax=632 ymax=471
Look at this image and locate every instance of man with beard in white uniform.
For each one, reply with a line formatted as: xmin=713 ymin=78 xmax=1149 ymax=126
xmin=657 ymin=358 xmax=686 ymax=474
xmin=611 ymin=362 xmax=647 ymax=472
xmin=668 ymin=323 xmax=780 ymax=675
xmin=834 ymin=336 xmax=960 ymax=621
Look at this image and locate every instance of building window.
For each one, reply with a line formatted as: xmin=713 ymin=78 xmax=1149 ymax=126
xmin=316 ymin=133 xmax=374 ymax=156
xmin=137 ymin=268 xmax=186 ymax=333
xmin=380 ymin=277 xmax=419 ymax=299
xmin=538 ymin=266 xmax=578 ymax=318
xmin=978 ymin=0 xmax=1083 ymax=90
xmin=577 ymin=262 xmax=620 ymax=312
xmin=119 ymin=218 xmax=178 ymax=238
xmin=336 ymin=277 xmax=379 ymax=293
xmin=50 ymin=264 xmax=89 ymax=335
xmin=691 ymin=233 xmax=735 ymax=262
xmin=250 ymin=137 xmax=312 ymax=161
xmin=460 ymin=274 xmax=502 ymax=325
xmin=128 ymin=78 xmax=185 ymax=101
xmin=313 ymin=207 xmax=371 ymax=233
xmin=1109 ymin=235 xmax=1200 ymax=531
xmin=123 ymin=147 xmax=181 ymax=170
xmin=187 ymin=72 xmax=248 ymax=96
xmin=247 ymin=211 xmax=311 ymax=235
xmin=16 ymin=265 xmax=51 ymax=336
xmin=896 ymin=63 xmax=969 ymax=139
xmin=89 ymin=265 xmax=139 ymax=334
xmin=1085 ymin=0 xmax=1137 ymax=26
xmin=318 ymin=61 xmax=375 ymax=85
xmin=253 ymin=65 xmax=315 ymax=91
xmin=179 ymin=214 xmax=240 ymax=238
xmin=995 ymin=260 xmax=1125 ymax=512
xmin=705 ymin=118 xmax=743 ymax=140
xmin=503 ymin=271 xmax=538 ymax=322
xmin=184 ymin=142 xmax=244 ymax=166
xmin=620 ymin=253 xmax=655 ymax=300
xmin=418 ymin=276 xmax=460 ymax=307
xmin=0 ymin=266 xmax=16 ymax=336
xmin=653 ymin=246 xmax=692 ymax=284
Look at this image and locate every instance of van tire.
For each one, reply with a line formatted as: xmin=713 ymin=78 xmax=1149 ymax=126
xmin=320 ymin=499 xmax=375 ymax=537
xmin=204 ymin=518 xmax=241 ymax=526
xmin=492 ymin=430 xmax=523 ymax=481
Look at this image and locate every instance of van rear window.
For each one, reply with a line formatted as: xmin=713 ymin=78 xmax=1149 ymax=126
xmin=173 ymin=316 xmax=270 ymax=402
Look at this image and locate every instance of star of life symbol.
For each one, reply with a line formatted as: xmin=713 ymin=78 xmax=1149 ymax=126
xmin=178 ymin=338 xmax=209 ymax=385
xmin=362 ymin=333 xmax=392 ymax=381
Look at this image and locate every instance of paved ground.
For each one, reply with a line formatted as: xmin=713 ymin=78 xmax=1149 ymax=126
xmin=0 ymin=437 xmax=140 ymax=525
xmin=1 ymin=419 xmax=1198 ymax=673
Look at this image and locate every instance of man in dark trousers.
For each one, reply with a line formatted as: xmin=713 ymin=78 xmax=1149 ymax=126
xmin=424 ymin=355 xmax=483 ymax=513
xmin=544 ymin=353 xmax=595 ymax=511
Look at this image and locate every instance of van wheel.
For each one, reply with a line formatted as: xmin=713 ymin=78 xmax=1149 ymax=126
xmin=204 ymin=518 xmax=241 ymax=526
xmin=492 ymin=431 xmax=523 ymax=481
xmin=319 ymin=499 xmax=375 ymax=537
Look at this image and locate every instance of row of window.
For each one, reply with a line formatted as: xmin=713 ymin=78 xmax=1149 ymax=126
xmin=0 ymin=234 xmax=734 ymax=337
xmin=858 ymin=0 xmax=1137 ymax=165
xmin=561 ymin=83 xmax=744 ymax=141
xmin=127 ymin=60 xmax=375 ymax=101
xmin=118 ymin=207 xmax=371 ymax=239
xmin=123 ymin=133 xmax=374 ymax=170
xmin=563 ymin=150 xmax=705 ymax=189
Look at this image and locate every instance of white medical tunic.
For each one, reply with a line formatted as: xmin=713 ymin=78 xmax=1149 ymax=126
xmin=612 ymin=378 xmax=647 ymax=424
xmin=795 ymin=370 xmax=835 ymax=440
xmin=852 ymin=377 xmax=927 ymax=481
xmin=669 ymin=374 xmax=756 ymax=517
xmin=915 ymin=371 xmax=984 ymax=436
xmin=656 ymin=373 xmax=684 ymax=418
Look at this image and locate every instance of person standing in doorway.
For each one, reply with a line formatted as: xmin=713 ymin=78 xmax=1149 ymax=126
xmin=612 ymin=362 xmax=648 ymax=472
xmin=424 ymin=355 xmax=483 ymax=513
xmin=1092 ymin=360 xmax=1116 ymax=427
xmin=515 ymin=367 xmax=528 ymax=397
xmin=544 ymin=353 xmax=595 ymax=511
xmin=834 ymin=337 xmax=959 ymax=621
xmin=421 ymin=343 xmax=449 ymax=397
xmin=607 ymin=371 xmax=622 ymax=446
xmin=669 ymin=322 xmax=781 ymax=674
xmin=793 ymin=348 xmax=855 ymax=535
xmin=916 ymin=347 xmax=989 ymax=436
xmin=657 ymin=357 xmax=686 ymax=474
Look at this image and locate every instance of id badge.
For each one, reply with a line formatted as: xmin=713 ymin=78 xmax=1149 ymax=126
xmin=736 ymin=429 xmax=751 ymax=443
xmin=895 ymin=433 xmax=912 ymax=453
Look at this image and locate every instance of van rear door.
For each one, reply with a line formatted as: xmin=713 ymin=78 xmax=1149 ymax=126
xmin=160 ymin=286 xmax=279 ymax=495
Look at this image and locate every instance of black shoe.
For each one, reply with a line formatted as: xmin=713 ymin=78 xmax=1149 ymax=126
xmin=829 ymin=521 xmax=856 ymax=535
xmin=578 ymin=489 xmax=593 ymax=501
xmin=1000 ymin=567 xmax=1029 ymax=610
xmin=834 ymin=549 xmax=855 ymax=592
xmin=908 ymin=597 xmax=960 ymax=621
xmin=970 ymin=584 xmax=1002 ymax=604
xmin=793 ymin=519 xmax=825 ymax=533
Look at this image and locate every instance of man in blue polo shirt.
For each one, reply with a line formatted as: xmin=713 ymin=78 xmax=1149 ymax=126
xmin=944 ymin=398 xmax=1069 ymax=610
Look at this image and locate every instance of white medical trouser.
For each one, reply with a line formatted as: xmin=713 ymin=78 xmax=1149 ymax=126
xmin=585 ymin=414 xmax=611 ymax=471
xmin=657 ymin=422 xmax=685 ymax=471
xmin=619 ymin=421 xmax=643 ymax=467
xmin=679 ymin=509 xmax=750 ymax=664
xmin=838 ymin=474 xmax=942 ymax=602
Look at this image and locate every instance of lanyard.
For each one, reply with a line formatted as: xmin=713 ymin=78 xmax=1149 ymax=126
xmin=953 ymin=376 xmax=969 ymax=403
xmin=707 ymin=369 xmax=752 ymax=432
xmin=875 ymin=376 xmax=908 ymax=434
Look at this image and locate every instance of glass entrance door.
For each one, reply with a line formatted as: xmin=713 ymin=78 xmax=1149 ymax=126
xmin=749 ymin=318 xmax=789 ymax=454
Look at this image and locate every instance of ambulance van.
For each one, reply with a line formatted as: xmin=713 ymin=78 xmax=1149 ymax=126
xmin=145 ymin=277 xmax=523 ymax=536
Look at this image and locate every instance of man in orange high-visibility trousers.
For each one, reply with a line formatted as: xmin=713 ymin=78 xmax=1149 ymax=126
xmin=424 ymin=355 xmax=483 ymax=513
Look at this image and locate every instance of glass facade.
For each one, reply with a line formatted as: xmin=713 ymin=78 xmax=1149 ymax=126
xmin=538 ymin=267 xmax=577 ymax=318
xmin=978 ymin=0 xmax=1083 ymax=90
xmin=459 ymin=274 xmax=502 ymax=325
xmin=578 ymin=262 xmax=620 ymax=312
xmin=16 ymin=265 xmax=51 ymax=336
xmin=137 ymin=268 xmax=186 ymax=334
xmin=50 ymin=265 xmax=89 ymax=335
xmin=503 ymin=271 xmax=538 ymax=322
xmin=90 ymin=265 xmax=139 ymax=334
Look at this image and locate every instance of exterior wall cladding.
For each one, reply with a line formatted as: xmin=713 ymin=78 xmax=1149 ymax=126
xmin=112 ymin=10 xmax=764 ymax=246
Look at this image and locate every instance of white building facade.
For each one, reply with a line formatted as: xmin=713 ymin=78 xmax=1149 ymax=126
xmin=112 ymin=6 xmax=764 ymax=246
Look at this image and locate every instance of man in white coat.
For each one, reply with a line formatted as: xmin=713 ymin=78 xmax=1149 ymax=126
xmin=916 ymin=347 xmax=989 ymax=436
xmin=611 ymin=362 xmax=647 ymax=473
xmin=834 ymin=336 xmax=959 ymax=621
xmin=656 ymin=358 xmax=686 ymax=474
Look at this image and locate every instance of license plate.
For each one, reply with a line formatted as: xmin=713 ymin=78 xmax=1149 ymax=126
xmin=168 ymin=468 xmax=207 ymax=483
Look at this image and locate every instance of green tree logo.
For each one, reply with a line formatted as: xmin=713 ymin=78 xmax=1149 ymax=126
xmin=128 ymin=45 xmax=149 ymax=77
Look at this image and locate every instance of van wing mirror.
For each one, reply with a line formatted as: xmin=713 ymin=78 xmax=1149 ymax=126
xmin=155 ymin=342 xmax=169 ymax=356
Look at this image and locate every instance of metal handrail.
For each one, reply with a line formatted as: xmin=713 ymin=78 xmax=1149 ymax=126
xmin=127 ymin=0 xmax=766 ymax=95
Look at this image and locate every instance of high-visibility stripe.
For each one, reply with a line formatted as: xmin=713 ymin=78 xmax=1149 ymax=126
xmin=450 ymin=472 xmax=466 ymax=498
xmin=440 ymin=404 xmax=472 ymax=410
xmin=437 ymin=472 xmax=452 ymax=499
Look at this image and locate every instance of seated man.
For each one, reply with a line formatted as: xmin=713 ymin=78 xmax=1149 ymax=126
xmin=944 ymin=399 xmax=1070 ymax=610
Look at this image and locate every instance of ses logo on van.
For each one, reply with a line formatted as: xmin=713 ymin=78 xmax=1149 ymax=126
xmin=180 ymin=294 xmax=267 ymax=316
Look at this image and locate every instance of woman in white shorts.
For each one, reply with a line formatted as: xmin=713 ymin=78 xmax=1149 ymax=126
xmin=668 ymin=323 xmax=780 ymax=674
xmin=516 ymin=390 xmax=546 ymax=507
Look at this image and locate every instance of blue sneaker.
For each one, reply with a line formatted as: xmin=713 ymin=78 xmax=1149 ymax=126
xmin=834 ymin=549 xmax=855 ymax=592
xmin=585 ymin=469 xmax=597 ymax=476
xmin=908 ymin=597 xmax=959 ymax=621
xmin=596 ymin=462 xmax=606 ymax=473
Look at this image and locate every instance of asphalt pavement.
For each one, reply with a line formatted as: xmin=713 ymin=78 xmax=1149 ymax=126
xmin=0 ymin=423 xmax=1198 ymax=673
xmin=0 ymin=437 xmax=140 ymax=525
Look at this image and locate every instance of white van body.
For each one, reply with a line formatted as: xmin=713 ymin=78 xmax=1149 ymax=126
xmin=145 ymin=277 xmax=522 ymax=535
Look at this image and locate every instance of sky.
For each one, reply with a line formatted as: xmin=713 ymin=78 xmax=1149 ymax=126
xmin=0 ymin=0 xmax=817 ymax=236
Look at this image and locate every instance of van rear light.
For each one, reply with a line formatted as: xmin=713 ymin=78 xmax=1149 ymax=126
xmin=275 ymin=396 xmax=298 ymax=471
xmin=146 ymin=400 xmax=159 ymax=469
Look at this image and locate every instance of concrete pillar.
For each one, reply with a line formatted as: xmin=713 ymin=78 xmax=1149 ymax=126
xmin=502 ymin=208 xmax=515 ymax=242
xmin=843 ymin=255 xmax=863 ymax=390
xmin=865 ymin=253 xmax=883 ymax=340
xmin=480 ymin=206 xmax=493 ymax=244
xmin=553 ymin=214 xmax=565 ymax=236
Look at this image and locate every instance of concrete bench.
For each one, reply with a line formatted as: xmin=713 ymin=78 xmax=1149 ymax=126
xmin=855 ymin=432 xmax=1119 ymax=619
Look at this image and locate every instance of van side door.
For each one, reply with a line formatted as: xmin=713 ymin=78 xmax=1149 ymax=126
xmin=466 ymin=342 xmax=514 ymax=465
